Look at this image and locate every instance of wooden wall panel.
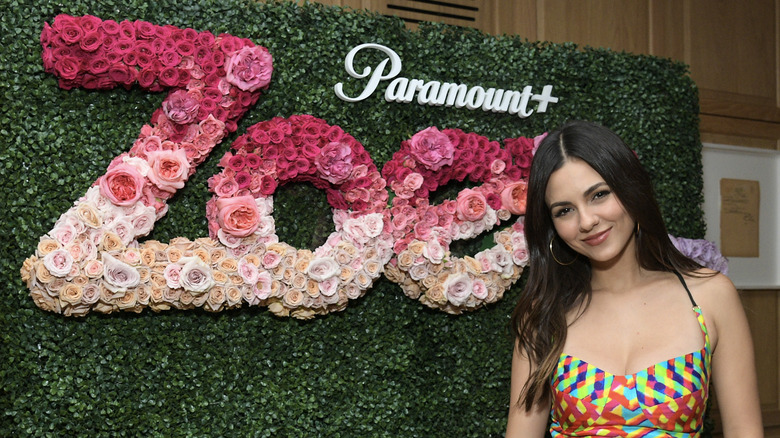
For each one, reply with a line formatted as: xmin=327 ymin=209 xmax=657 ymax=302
xmin=685 ymin=0 xmax=777 ymax=107
xmin=725 ymin=290 xmax=780 ymax=436
xmin=537 ymin=0 xmax=650 ymax=54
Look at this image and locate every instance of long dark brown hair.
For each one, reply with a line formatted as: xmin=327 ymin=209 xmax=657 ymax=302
xmin=510 ymin=120 xmax=704 ymax=410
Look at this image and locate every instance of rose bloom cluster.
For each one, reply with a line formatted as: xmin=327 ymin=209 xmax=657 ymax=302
xmin=206 ymin=114 xmax=389 ymax=242
xmin=381 ymin=127 xmax=544 ymax=313
xmin=22 ymin=14 xmax=275 ymax=316
xmin=197 ymin=115 xmax=394 ymax=318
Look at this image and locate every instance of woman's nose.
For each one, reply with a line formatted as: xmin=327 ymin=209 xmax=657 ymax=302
xmin=578 ymin=207 xmax=599 ymax=232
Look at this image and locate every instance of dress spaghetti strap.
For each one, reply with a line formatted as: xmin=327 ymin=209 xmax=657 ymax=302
xmin=673 ymin=270 xmax=698 ymax=308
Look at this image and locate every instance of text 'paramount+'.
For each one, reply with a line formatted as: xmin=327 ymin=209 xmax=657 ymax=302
xmin=334 ymin=43 xmax=559 ymax=118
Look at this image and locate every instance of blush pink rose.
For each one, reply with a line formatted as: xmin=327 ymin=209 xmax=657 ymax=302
xmin=408 ymin=127 xmax=454 ymax=171
xmin=162 ymin=90 xmax=200 ymax=125
xmin=307 ymin=257 xmax=339 ymax=281
xmin=43 ymin=249 xmax=73 ymax=277
xmin=99 ymin=163 xmax=145 ymax=206
xmin=403 ymin=172 xmax=424 ymax=192
xmin=443 ymin=273 xmax=472 ymax=306
xmin=315 ymin=142 xmax=353 ymax=184
xmin=146 ymin=149 xmax=190 ymax=193
xmin=164 ymin=263 xmax=182 ymax=289
xmin=261 ymin=251 xmax=281 ymax=269
xmin=501 ymin=180 xmax=528 ymax=215
xmin=216 ymin=195 xmax=260 ymax=237
xmin=455 ymin=188 xmax=487 ymax=221
xmin=225 ymin=46 xmax=273 ymax=92
xmin=254 ymin=271 xmax=273 ymax=299
xmin=472 ymin=279 xmax=488 ymax=299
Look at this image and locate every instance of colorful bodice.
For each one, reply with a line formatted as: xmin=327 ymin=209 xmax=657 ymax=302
xmin=550 ymin=305 xmax=711 ymax=437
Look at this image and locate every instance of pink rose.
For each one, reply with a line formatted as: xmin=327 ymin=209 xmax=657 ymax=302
xmin=216 ymin=195 xmax=259 ymax=237
xmin=408 ymin=127 xmax=454 ymax=171
xmin=146 ymin=149 xmax=190 ymax=193
xmin=238 ymin=257 xmax=259 ymax=284
xmin=83 ymin=259 xmax=104 ymax=278
xmin=55 ymin=56 xmax=81 ymax=80
xmin=501 ymin=181 xmax=528 ymax=215
xmin=259 ymin=175 xmax=277 ymax=196
xmin=472 ymin=279 xmax=488 ymax=299
xmin=456 ymin=188 xmax=487 ymax=221
xmin=443 ymin=273 xmax=472 ymax=306
xmin=532 ymin=133 xmax=548 ymax=156
xmin=318 ymin=277 xmax=339 ymax=297
xmin=43 ymin=249 xmax=73 ymax=277
xmin=99 ymin=163 xmax=145 ymax=206
xmin=162 ymin=90 xmax=200 ymax=125
xmin=261 ymin=251 xmax=281 ymax=269
xmin=254 ymin=271 xmax=273 ymax=299
xmin=199 ymin=114 xmax=225 ymax=140
xmin=403 ymin=172 xmax=424 ymax=192
xmin=209 ymin=174 xmax=234 ymax=195
xmin=164 ymin=263 xmax=182 ymax=289
xmin=225 ymin=46 xmax=273 ymax=92
xmin=315 ymin=142 xmax=353 ymax=184
xmin=490 ymin=159 xmax=506 ymax=174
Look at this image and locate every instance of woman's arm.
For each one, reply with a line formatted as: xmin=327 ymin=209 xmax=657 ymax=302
xmin=704 ymin=273 xmax=764 ymax=437
xmin=506 ymin=342 xmax=550 ymax=438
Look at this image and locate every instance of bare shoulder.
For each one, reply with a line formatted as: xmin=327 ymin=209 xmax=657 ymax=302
xmin=682 ymin=268 xmax=738 ymax=303
xmin=682 ymin=269 xmax=745 ymax=349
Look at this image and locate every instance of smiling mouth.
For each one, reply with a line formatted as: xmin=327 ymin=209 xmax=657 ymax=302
xmin=582 ymin=228 xmax=611 ymax=246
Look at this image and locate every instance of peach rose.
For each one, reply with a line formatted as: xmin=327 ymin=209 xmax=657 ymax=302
xmin=60 ymin=283 xmax=83 ymax=305
xmin=76 ymin=202 xmax=102 ymax=228
xmin=500 ymin=180 xmax=528 ymax=215
xmin=283 ymin=288 xmax=304 ymax=307
xmin=37 ymin=239 xmax=61 ymax=256
xmin=99 ymin=163 xmax=145 ymax=206
xmin=217 ymin=195 xmax=260 ymax=237
xmin=146 ymin=149 xmax=190 ymax=193
xmin=456 ymin=188 xmax=487 ymax=221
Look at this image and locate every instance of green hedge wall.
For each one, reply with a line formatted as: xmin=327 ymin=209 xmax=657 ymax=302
xmin=0 ymin=0 xmax=704 ymax=436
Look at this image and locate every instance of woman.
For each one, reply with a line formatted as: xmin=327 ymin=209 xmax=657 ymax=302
xmin=506 ymin=120 xmax=762 ymax=437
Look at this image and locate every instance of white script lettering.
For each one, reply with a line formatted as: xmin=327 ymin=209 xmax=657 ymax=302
xmin=334 ymin=44 xmax=559 ymax=118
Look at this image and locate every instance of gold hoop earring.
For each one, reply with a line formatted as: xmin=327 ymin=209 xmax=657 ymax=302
xmin=550 ymin=236 xmax=577 ymax=266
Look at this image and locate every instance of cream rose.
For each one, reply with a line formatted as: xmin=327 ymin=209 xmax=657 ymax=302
xmin=178 ymin=256 xmax=214 ymax=293
xmin=101 ymin=252 xmax=140 ymax=293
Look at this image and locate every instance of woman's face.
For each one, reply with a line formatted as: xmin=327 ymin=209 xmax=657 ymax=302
xmin=544 ymin=158 xmax=636 ymax=268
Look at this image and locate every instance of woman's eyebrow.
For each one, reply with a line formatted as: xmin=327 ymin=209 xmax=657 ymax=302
xmin=548 ymin=182 xmax=607 ymax=211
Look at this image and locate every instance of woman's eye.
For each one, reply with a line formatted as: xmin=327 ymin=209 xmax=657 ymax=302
xmin=593 ymin=189 xmax=611 ymax=200
xmin=553 ymin=207 xmax=571 ymax=218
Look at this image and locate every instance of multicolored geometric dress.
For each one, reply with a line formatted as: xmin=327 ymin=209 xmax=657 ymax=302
xmin=550 ymin=272 xmax=711 ymax=437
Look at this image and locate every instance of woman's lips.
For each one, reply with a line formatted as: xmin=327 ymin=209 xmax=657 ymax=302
xmin=582 ymin=228 xmax=611 ymax=246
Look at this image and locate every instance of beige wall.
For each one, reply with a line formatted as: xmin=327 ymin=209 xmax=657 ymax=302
xmin=305 ymin=1 xmax=780 ymax=435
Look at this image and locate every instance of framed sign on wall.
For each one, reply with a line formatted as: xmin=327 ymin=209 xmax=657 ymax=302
xmin=702 ymin=143 xmax=780 ymax=289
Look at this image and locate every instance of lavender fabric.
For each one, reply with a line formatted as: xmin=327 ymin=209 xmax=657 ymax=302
xmin=669 ymin=234 xmax=729 ymax=275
